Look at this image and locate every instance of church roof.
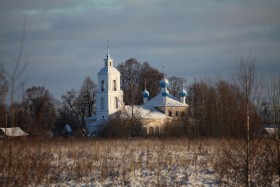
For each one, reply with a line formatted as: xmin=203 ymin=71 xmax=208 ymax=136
xmin=98 ymin=66 xmax=120 ymax=75
xmin=124 ymin=92 xmax=188 ymax=119
xmin=124 ymin=105 xmax=167 ymax=119
xmin=143 ymin=93 xmax=189 ymax=108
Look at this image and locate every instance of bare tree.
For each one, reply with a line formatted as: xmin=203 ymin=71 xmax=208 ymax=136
xmin=215 ymin=80 xmax=247 ymax=137
xmin=0 ymin=68 xmax=9 ymax=104
xmin=0 ymin=17 xmax=29 ymax=127
xmin=22 ymin=86 xmax=56 ymax=134
xmin=139 ymin=62 xmax=163 ymax=99
xmin=61 ymin=77 xmax=97 ymax=136
xmin=188 ymin=79 xmax=213 ymax=136
xmin=267 ymin=74 xmax=280 ymax=185
xmin=233 ymin=54 xmax=260 ymax=186
xmin=78 ymin=76 xmax=97 ymax=118
xmin=215 ymin=139 xmax=274 ymax=186
xmin=117 ymin=59 xmax=163 ymax=129
xmin=117 ymin=59 xmax=163 ymax=106
xmin=0 ymin=68 xmax=9 ymax=128
xmin=61 ymin=89 xmax=86 ymax=136
xmin=168 ymin=76 xmax=186 ymax=98
xmin=117 ymin=58 xmax=142 ymax=105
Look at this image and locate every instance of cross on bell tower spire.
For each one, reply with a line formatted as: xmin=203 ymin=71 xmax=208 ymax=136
xmin=104 ymin=40 xmax=113 ymax=67
xmin=107 ymin=40 xmax=110 ymax=58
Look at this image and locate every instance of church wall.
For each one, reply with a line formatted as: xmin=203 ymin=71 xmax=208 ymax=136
xmin=157 ymin=106 xmax=188 ymax=118
xmin=142 ymin=118 xmax=167 ymax=135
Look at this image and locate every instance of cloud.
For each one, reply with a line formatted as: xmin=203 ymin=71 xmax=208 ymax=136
xmin=1 ymin=0 xmax=280 ymax=101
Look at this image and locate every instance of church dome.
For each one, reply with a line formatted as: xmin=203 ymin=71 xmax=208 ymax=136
xmin=161 ymin=90 xmax=169 ymax=97
xmin=180 ymin=88 xmax=187 ymax=97
xmin=160 ymin=78 xmax=169 ymax=88
xmin=142 ymin=89 xmax=149 ymax=98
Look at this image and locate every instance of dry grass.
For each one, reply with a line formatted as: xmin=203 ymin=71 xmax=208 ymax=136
xmin=214 ymin=138 xmax=277 ymax=186
xmin=0 ymin=137 xmax=277 ymax=186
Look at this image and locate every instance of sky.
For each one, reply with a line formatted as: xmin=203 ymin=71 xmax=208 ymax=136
xmin=0 ymin=0 xmax=280 ymax=101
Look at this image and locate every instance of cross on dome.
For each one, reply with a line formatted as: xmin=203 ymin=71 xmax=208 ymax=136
xmin=162 ymin=65 xmax=166 ymax=77
xmin=160 ymin=66 xmax=169 ymax=89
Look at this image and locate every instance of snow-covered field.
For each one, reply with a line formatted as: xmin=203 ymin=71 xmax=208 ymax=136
xmin=0 ymin=138 xmax=277 ymax=186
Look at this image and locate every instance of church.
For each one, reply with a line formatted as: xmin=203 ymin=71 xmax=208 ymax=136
xmin=86 ymin=48 xmax=189 ymax=136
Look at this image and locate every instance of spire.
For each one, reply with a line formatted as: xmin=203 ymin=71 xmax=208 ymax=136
xmin=104 ymin=40 xmax=113 ymax=67
xmin=144 ymin=78 xmax=147 ymax=90
xmin=142 ymin=78 xmax=149 ymax=104
xmin=160 ymin=66 xmax=169 ymax=89
xmin=107 ymin=40 xmax=110 ymax=58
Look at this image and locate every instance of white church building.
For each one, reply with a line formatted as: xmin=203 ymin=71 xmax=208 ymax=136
xmin=86 ymin=48 xmax=189 ymax=136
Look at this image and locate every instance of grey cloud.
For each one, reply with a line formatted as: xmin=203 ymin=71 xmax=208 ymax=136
xmin=1 ymin=0 xmax=280 ymax=100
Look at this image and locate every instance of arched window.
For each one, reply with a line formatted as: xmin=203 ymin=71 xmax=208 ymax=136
xmin=143 ymin=127 xmax=147 ymax=135
xmin=101 ymin=80 xmax=105 ymax=91
xmin=155 ymin=127 xmax=160 ymax=135
xmin=149 ymin=127 xmax=154 ymax=135
xmin=168 ymin=111 xmax=172 ymax=116
xmin=175 ymin=111 xmax=178 ymax=117
xmin=115 ymin=97 xmax=118 ymax=109
xmin=101 ymin=97 xmax=104 ymax=110
xmin=113 ymin=80 xmax=117 ymax=91
xmin=181 ymin=111 xmax=185 ymax=117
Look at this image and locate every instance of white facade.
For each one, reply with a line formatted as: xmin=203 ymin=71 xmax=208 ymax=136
xmin=96 ymin=49 xmax=123 ymax=121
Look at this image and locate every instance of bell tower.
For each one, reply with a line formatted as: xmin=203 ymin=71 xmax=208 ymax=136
xmin=96 ymin=42 xmax=123 ymax=121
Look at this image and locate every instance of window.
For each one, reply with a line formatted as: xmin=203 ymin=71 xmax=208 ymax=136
xmin=101 ymin=97 xmax=104 ymax=110
xmin=181 ymin=111 xmax=185 ymax=117
xmin=143 ymin=127 xmax=147 ymax=135
xmin=110 ymin=62 xmax=111 ymax=66
xmin=155 ymin=127 xmax=160 ymax=135
xmin=115 ymin=97 xmax=118 ymax=109
xmin=113 ymin=80 xmax=117 ymax=91
xmin=149 ymin=127 xmax=154 ymax=135
xmin=168 ymin=111 xmax=172 ymax=116
xmin=101 ymin=80 xmax=105 ymax=91
xmin=175 ymin=111 xmax=178 ymax=117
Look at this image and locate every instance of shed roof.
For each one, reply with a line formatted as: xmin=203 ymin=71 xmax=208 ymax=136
xmin=0 ymin=127 xmax=29 ymax=137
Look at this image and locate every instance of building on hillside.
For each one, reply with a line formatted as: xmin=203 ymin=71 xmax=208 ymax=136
xmin=86 ymin=47 xmax=189 ymax=136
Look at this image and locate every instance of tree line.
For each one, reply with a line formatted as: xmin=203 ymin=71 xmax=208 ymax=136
xmin=0 ymin=57 xmax=279 ymax=138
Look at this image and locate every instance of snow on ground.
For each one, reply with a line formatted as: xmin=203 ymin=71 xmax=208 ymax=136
xmin=38 ymin=139 xmax=220 ymax=186
xmin=0 ymin=138 xmax=277 ymax=186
